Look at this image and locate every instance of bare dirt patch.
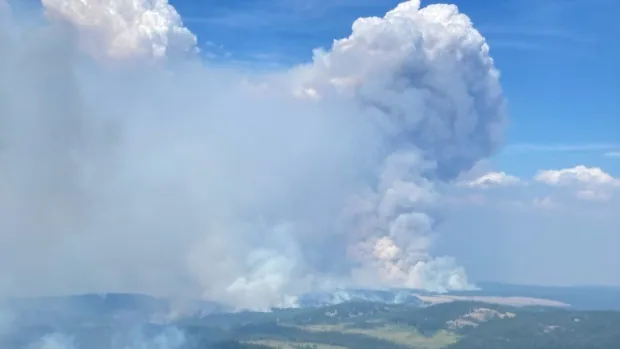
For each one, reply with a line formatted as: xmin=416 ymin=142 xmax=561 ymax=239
xmin=413 ymin=294 xmax=569 ymax=308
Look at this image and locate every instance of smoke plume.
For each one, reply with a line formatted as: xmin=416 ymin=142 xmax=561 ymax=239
xmin=0 ymin=0 xmax=506 ymax=310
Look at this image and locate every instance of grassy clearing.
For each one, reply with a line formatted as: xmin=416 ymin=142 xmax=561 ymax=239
xmin=346 ymin=326 xmax=459 ymax=349
xmin=296 ymin=324 xmax=459 ymax=349
xmin=245 ymin=339 xmax=348 ymax=349
xmin=299 ymin=324 xmax=350 ymax=332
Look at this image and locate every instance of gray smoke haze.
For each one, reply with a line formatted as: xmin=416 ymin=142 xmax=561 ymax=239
xmin=0 ymin=0 xmax=506 ymax=313
xmin=14 ymin=327 xmax=186 ymax=349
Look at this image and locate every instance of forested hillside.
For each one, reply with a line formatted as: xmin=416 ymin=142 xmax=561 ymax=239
xmin=178 ymin=301 xmax=620 ymax=349
xmin=3 ymin=298 xmax=619 ymax=349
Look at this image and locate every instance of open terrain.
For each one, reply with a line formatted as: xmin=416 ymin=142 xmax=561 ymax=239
xmin=181 ymin=300 xmax=620 ymax=349
xmin=2 ymin=286 xmax=620 ymax=349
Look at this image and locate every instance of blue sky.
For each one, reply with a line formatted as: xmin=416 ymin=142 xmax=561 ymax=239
xmin=170 ymin=0 xmax=620 ymax=177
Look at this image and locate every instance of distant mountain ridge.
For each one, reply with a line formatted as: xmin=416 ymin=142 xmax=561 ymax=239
xmin=2 ymin=282 xmax=619 ymax=325
xmin=296 ymin=283 xmax=620 ymax=310
xmin=458 ymin=282 xmax=620 ymax=310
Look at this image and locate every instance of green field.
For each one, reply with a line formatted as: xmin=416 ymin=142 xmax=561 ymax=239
xmin=245 ymin=339 xmax=348 ymax=349
xmin=297 ymin=323 xmax=460 ymax=349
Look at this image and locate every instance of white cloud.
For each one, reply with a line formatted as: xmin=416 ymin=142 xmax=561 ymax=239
xmin=575 ymin=189 xmax=612 ymax=202
xmin=462 ymin=171 xmax=521 ymax=188
xmin=534 ymin=166 xmax=619 ymax=203
xmin=41 ymin=0 xmax=198 ymax=60
xmin=535 ymin=165 xmax=620 ymax=186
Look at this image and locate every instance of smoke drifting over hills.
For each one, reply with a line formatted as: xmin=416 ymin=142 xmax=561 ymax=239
xmin=0 ymin=0 xmax=506 ymax=311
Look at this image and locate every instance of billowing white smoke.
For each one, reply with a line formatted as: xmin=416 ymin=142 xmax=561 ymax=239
xmin=292 ymin=0 xmax=505 ymax=291
xmin=0 ymin=0 xmax=506 ymax=310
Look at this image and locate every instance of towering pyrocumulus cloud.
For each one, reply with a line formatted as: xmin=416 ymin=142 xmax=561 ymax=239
xmin=292 ymin=0 xmax=506 ymax=291
xmin=0 ymin=0 xmax=506 ymax=311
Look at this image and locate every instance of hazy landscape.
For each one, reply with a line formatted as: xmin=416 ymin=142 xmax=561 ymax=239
xmin=2 ymin=284 xmax=620 ymax=349
xmin=1 ymin=0 xmax=618 ymax=347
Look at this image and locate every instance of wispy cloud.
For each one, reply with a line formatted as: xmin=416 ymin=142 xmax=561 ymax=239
xmin=505 ymin=143 xmax=620 ymax=154
xmin=479 ymin=25 xmax=595 ymax=44
xmin=479 ymin=0 xmax=616 ymax=52
xmin=487 ymin=39 xmax=548 ymax=52
xmin=604 ymin=151 xmax=620 ymax=158
xmin=181 ymin=0 xmax=398 ymax=66
xmin=182 ymin=0 xmax=384 ymax=31
xmin=183 ymin=13 xmax=293 ymax=30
